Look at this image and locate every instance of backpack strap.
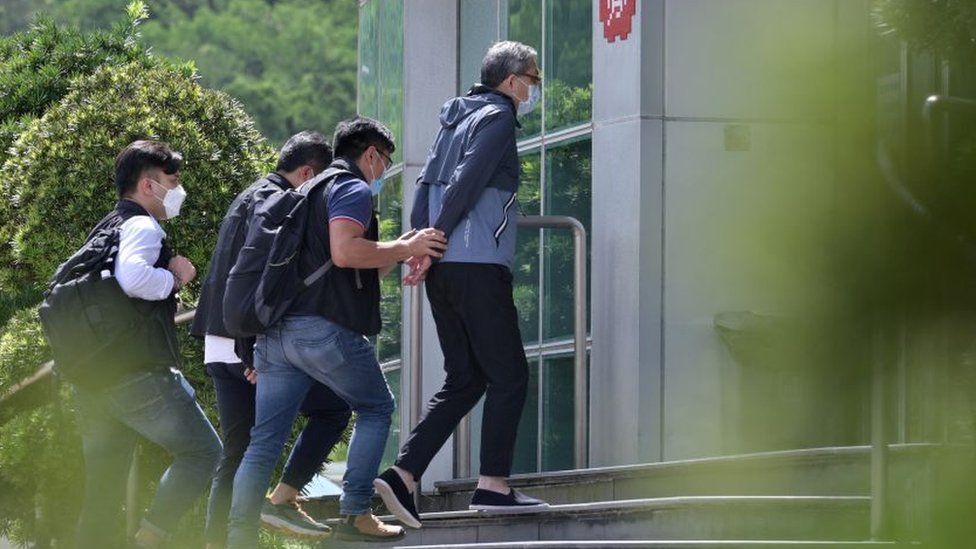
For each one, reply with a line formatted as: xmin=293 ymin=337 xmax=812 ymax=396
xmin=300 ymin=167 xmax=352 ymax=196
xmin=297 ymin=167 xmax=353 ymax=288
xmin=302 ymin=259 xmax=334 ymax=287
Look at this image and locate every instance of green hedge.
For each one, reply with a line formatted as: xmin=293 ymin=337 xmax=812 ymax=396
xmin=0 ymin=56 xmax=276 ymax=545
xmin=0 ymin=1 xmax=158 ymax=175
xmin=0 ymin=60 xmax=273 ymax=297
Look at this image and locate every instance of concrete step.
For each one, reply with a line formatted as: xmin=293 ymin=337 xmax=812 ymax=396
xmin=427 ymin=444 xmax=938 ymax=512
xmin=324 ymin=496 xmax=871 ymax=548
xmin=393 ymin=542 xmax=906 ymax=549
xmin=306 ymin=445 xmax=933 ymax=516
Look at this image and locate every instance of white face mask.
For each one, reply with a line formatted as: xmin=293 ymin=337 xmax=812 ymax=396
xmin=150 ymin=179 xmax=187 ymax=219
xmin=516 ymin=76 xmax=541 ymax=116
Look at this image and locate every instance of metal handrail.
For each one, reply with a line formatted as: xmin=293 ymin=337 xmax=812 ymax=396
xmin=406 ymin=215 xmax=589 ymax=480
xmin=922 ymin=95 xmax=976 ymax=170
xmin=0 ymin=308 xmax=199 ymax=418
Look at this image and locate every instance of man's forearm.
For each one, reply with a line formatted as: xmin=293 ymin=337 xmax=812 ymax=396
xmin=333 ymin=237 xmax=411 ymax=269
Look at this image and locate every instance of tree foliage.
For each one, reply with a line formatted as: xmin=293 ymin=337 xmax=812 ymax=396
xmin=873 ymin=0 xmax=976 ymax=61
xmin=0 ymin=1 xmax=155 ymax=176
xmin=0 ymin=60 xmax=273 ymax=296
xmin=1 ymin=0 xmax=358 ymax=146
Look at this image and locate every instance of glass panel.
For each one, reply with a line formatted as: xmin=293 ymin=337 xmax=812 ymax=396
xmin=377 ymin=173 xmax=403 ymax=363
xmin=542 ymin=136 xmax=592 ymax=341
xmin=541 ymin=354 xmax=574 ymax=471
xmin=507 ymin=0 xmax=542 ymax=139
xmin=514 ymin=149 xmax=542 ymax=346
xmin=511 ymin=359 xmax=540 ymax=474
xmin=378 ymin=0 xmax=403 ymax=163
xmin=381 ymin=367 xmax=402 ymax=469
xmin=544 ymin=0 xmax=592 ymax=131
xmin=459 ymin=0 xmax=502 ymax=94
xmin=358 ymin=0 xmax=379 ymax=120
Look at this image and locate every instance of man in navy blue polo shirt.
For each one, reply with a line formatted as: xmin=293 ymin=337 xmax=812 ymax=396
xmin=226 ymin=117 xmax=447 ymax=546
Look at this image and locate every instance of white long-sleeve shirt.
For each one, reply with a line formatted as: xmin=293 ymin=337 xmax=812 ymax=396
xmin=115 ymin=215 xmax=175 ymax=300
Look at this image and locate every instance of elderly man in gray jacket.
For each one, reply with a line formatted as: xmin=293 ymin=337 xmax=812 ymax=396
xmin=374 ymin=40 xmax=548 ymax=529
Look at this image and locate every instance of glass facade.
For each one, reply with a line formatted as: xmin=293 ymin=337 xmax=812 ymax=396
xmin=359 ymin=0 xmax=403 ymax=163
xmin=359 ymin=0 xmax=404 ymax=463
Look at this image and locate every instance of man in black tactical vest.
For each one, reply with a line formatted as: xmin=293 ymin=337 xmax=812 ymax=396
xmin=226 ymin=118 xmax=447 ymax=546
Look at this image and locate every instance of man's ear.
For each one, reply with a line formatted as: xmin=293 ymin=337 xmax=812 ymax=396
xmin=501 ymin=73 xmax=516 ymax=91
xmin=136 ymin=176 xmax=153 ymax=197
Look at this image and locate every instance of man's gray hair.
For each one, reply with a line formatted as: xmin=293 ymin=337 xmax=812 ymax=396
xmin=481 ymin=41 xmax=538 ymax=88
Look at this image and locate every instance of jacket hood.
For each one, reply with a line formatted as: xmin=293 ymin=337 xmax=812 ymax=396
xmin=438 ymin=84 xmax=519 ymax=129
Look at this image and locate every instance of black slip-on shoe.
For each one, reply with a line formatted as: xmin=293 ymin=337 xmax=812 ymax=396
xmin=468 ymin=488 xmax=550 ymax=513
xmin=373 ymin=468 xmax=422 ymax=528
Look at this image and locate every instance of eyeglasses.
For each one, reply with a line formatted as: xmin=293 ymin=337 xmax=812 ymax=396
xmin=377 ymin=149 xmax=393 ymax=168
xmin=518 ymin=72 xmax=543 ymax=85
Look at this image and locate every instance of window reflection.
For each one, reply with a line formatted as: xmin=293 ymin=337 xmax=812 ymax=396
xmin=545 ymin=0 xmax=592 ymax=131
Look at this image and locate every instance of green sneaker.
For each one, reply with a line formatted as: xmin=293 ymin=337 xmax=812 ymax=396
xmin=259 ymin=498 xmax=332 ymax=540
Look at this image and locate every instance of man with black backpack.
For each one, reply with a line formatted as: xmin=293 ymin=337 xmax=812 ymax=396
xmin=225 ymin=117 xmax=447 ymax=546
xmin=190 ymin=131 xmax=351 ymax=546
xmin=56 ymin=141 xmax=222 ymax=548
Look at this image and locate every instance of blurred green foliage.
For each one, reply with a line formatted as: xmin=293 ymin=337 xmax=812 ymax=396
xmin=873 ymin=0 xmax=976 ymax=62
xmin=0 ymin=0 xmax=357 ymax=146
xmin=0 ymin=3 xmax=350 ymax=547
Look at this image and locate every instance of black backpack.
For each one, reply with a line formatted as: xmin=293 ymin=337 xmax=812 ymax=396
xmin=223 ymin=167 xmax=349 ymax=337
xmin=38 ymin=228 xmax=145 ymax=385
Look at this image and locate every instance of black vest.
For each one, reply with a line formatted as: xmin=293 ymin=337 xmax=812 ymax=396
xmin=87 ymin=200 xmax=181 ymax=378
xmin=289 ymin=159 xmax=382 ymax=336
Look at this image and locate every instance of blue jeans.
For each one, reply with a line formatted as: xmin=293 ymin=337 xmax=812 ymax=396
xmin=74 ymin=369 xmax=222 ymax=548
xmin=227 ymin=315 xmax=395 ymax=548
xmin=204 ymin=361 xmax=350 ymax=544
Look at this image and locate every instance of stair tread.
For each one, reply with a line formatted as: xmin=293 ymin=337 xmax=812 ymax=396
xmin=394 ymin=542 xmax=903 ymax=549
xmin=433 ymin=444 xmax=940 ymax=494
xmin=323 ymin=495 xmax=870 ymax=526
xmin=420 ymin=495 xmax=869 ymax=521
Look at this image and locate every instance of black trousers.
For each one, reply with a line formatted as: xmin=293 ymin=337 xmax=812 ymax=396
xmin=396 ymin=262 xmax=529 ymax=478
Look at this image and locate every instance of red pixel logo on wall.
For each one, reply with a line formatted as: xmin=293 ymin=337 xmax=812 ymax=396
xmin=600 ymin=0 xmax=637 ymax=43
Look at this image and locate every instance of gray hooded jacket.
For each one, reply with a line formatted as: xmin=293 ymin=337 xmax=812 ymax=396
xmin=410 ymin=85 xmax=521 ymax=269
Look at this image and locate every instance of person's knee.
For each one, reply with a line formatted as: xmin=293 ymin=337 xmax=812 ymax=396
xmin=443 ymin=370 xmax=488 ymax=397
xmin=359 ymin=393 xmax=395 ymax=421
xmin=495 ymin=364 xmax=529 ymax=393
xmin=304 ymin=407 xmax=352 ymax=426
xmin=200 ymin=435 xmax=223 ymax=472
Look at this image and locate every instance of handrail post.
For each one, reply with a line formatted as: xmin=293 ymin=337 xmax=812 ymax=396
xmin=407 ymin=284 xmax=424 ymax=504
xmin=456 ymin=414 xmax=471 ymax=478
xmin=571 ymin=220 xmax=588 ymax=469
xmin=126 ymin=444 xmax=141 ymax=540
xmin=870 ymin=321 xmax=887 ymax=540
